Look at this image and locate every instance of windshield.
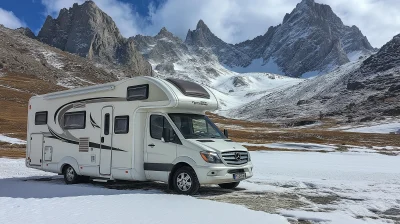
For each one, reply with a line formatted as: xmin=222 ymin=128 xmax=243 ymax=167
xmin=168 ymin=113 xmax=226 ymax=139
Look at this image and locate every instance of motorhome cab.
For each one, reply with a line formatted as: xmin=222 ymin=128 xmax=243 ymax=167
xmin=26 ymin=76 xmax=253 ymax=194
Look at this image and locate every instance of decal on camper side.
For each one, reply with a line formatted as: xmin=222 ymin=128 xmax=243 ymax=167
xmin=192 ymin=101 xmax=208 ymax=106
xmin=45 ymin=97 xmax=129 ymax=153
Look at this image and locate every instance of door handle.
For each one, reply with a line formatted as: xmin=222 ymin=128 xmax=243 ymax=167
xmin=148 ymin=144 xmax=155 ymax=148
xmin=101 ymin=137 xmax=104 ymax=143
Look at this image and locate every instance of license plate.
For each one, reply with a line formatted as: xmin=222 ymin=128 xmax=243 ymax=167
xmin=233 ymin=173 xmax=246 ymax=180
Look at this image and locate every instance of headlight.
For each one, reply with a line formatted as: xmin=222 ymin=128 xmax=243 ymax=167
xmin=248 ymin=152 xmax=251 ymax=161
xmin=200 ymin=151 xmax=222 ymax=163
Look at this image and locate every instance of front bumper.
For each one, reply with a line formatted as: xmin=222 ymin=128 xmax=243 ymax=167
xmin=195 ymin=162 xmax=253 ymax=185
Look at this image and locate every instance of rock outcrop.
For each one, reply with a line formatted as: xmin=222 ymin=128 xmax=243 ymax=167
xmin=37 ymin=1 xmax=151 ymax=76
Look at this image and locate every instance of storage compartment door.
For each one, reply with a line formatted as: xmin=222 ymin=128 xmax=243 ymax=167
xmin=29 ymin=134 xmax=43 ymax=166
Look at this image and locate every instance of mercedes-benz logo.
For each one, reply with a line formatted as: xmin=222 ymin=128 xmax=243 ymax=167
xmin=234 ymin=152 xmax=241 ymax=161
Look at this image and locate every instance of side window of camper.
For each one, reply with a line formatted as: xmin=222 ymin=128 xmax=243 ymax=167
xmin=150 ymin=115 xmax=163 ymax=139
xmin=64 ymin=111 xmax=86 ymax=129
xmin=104 ymin=113 xmax=110 ymax=135
xmin=35 ymin=111 xmax=48 ymax=125
xmin=127 ymin=84 xmax=149 ymax=101
xmin=150 ymin=115 xmax=177 ymax=143
xmin=114 ymin=116 xmax=129 ymax=134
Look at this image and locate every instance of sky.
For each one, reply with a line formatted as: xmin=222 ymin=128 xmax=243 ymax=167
xmin=0 ymin=0 xmax=399 ymax=48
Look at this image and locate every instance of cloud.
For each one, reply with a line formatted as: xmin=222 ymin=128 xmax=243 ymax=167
xmin=40 ymin=0 xmax=400 ymax=47
xmin=41 ymin=0 xmax=144 ymax=37
xmin=0 ymin=8 xmax=26 ymax=29
xmin=144 ymin=0 xmax=400 ymax=47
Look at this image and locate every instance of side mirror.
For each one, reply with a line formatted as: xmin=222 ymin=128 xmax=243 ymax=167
xmin=162 ymin=128 xmax=172 ymax=143
xmin=223 ymin=129 xmax=229 ymax=138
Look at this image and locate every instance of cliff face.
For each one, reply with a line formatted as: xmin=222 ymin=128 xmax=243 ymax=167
xmin=37 ymin=1 xmax=151 ymax=76
xmin=187 ymin=0 xmax=375 ymax=77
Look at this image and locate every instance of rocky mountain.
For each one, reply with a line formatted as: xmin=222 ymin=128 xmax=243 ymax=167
xmin=37 ymin=1 xmax=151 ymax=77
xmin=186 ymin=0 xmax=375 ymax=77
xmin=185 ymin=20 xmax=252 ymax=68
xmin=133 ymin=26 xmax=236 ymax=85
xmin=232 ymin=33 xmax=400 ymax=123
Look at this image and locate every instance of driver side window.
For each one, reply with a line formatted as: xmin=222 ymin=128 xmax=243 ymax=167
xmin=150 ymin=115 xmax=178 ymax=143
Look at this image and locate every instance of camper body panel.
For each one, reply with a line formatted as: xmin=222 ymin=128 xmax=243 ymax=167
xmin=26 ymin=76 xmax=253 ymax=188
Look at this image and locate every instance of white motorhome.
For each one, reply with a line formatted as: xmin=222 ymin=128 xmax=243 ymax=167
xmin=26 ymin=76 xmax=253 ymax=194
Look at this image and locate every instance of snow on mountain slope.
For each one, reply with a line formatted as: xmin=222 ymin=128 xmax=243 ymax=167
xmin=225 ymin=58 xmax=285 ymax=75
xmin=210 ymin=73 xmax=304 ymax=113
xmin=185 ymin=0 xmax=375 ymax=78
xmin=232 ymin=58 xmax=364 ymax=121
xmin=134 ymin=27 xmax=304 ymax=113
xmin=232 ymin=31 xmax=400 ymax=123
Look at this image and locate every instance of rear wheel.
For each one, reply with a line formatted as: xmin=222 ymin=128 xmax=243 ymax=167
xmin=63 ymin=165 xmax=79 ymax=184
xmin=218 ymin=181 xmax=240 ymax=189
xmin=173 ymin=166 xmax=200 ymax=195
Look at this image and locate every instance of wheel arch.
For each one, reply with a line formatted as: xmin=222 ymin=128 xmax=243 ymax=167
xmin=168 ymin=157 xmax=198 ymax=190
xmin=58 ymin=156 xmax=81 ymax=175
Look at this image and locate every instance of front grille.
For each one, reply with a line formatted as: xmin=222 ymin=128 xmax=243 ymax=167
xmin=227 ymin=169 xmax=245 ymax=174
xmin=221 ymin=151 xmax=248 ymax=165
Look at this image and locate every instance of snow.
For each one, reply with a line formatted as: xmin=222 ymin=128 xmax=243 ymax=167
xmin=210 ymin=73 xmax=304 ymax=114
xmin=344 ymin=122 xmax=400 ymax=134
xmin=0 ymin=84 xmax=23 ymax=92
xmin=231 ymin=56 xmax=365 ymax=121
xmin=0 ymin=158 xmax=289 ymax=224
xmin=227 ymin=58 xmax=285 ymax=75
xmin=301 ymin=70 xmax=320 ymax=78
xmin=1 ymin=149 xmax=399 ymax=223
xmin=281 ymin=210 xmax=389 ymax=224
xmin=41 ymin=51 xmax=64 ymax=69
xmin=248 ymin=151 xmax=400 ymax=223
xmin=0 ymin=134 xmax=26 ymax=145
xmin=240 ymin=142 xmax=337 ymax=151
xmin=347 ymin=50 xmax=364 ymax=62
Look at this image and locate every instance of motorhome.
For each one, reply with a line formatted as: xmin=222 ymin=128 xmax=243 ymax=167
xmin=26 ymin=76 xmax=253 ymax=194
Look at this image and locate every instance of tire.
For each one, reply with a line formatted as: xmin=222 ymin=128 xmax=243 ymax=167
xmin=63 ymin=165 xmax=80 ymax=184
xmin=172 ymin=166 xmax=200 ymax=195
xmin=218 ymin=181 xmax=240 ymax=189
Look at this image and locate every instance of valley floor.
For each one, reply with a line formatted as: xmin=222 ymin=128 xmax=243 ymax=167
xmin=1 ymin=150 xmax=399 ymax=224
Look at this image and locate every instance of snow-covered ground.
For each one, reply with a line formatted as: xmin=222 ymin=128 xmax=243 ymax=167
xmin=1 ymin=151 xmax=399 ymax=223
xmin=0 ymin=134 xmax=26 ymax=145
xmin=249 ymin=151 xmax=400 ymax=223
xmin=0 ymin=158 xmax=287 ymax=224
xmin=344 ymin=122 xmax=400 ymax=134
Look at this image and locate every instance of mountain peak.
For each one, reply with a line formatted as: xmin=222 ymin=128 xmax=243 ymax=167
xmin=37 ymin=1 xmax=151 ymax=76
xmin=156 ymin=27 xmax=176 ymax=39
xmin=196 ymin=19 xmax=209 ymax=30
xmin=80 ymin=0 xmax=97 ymax=8
xmin=300 ymin=0 xmax=315 ymax=5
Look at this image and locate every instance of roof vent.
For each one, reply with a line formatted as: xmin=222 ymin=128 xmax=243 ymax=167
xmin=166 ymin=78 xmax=210 ymax=99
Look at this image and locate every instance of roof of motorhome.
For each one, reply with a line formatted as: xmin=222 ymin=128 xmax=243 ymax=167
xmin=32 ymin=76 xmax=215 ymax=102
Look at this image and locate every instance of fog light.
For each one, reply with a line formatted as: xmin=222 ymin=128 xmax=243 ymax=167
xmin=207 ymin=171 xmax=217 ymax=176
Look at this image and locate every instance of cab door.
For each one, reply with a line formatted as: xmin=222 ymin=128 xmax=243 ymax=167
xmin=145 ymin=113 xmax=178 ymax=182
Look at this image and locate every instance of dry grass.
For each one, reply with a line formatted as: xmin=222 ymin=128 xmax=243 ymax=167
xmin=0 ymin=148 xmax=25 ymax=158
xmin=0 ymin=73 xmax=66 ymax=140
xmin=207 ymin=113 xmax=400 ymax=148
xmin=245 ymin=145 xmax=329 ymax=153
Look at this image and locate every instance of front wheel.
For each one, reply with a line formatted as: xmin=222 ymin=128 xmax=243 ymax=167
xmin=218 ymin=181 xmax=240 ymax=189
xmin=173 ymin=166 xmax=200 ymax=195
xmin=63 ymin=165 xmax=80 ymax=184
